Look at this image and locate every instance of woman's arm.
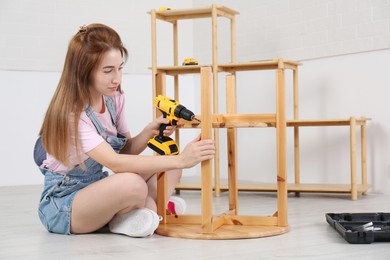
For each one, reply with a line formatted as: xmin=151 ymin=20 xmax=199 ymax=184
xmin=87 ymin=134 xmax=215 ymax=175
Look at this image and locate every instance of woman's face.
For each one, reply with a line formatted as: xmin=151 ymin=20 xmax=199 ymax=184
xmin=90 ymin=49 xmax=123 ymax=97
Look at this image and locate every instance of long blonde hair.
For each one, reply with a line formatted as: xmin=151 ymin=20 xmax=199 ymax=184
xmin=40 ymin=24 xmax=128 ymax=166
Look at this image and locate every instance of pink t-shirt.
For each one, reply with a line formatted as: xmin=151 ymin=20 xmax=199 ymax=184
xmin=42 ymin=92 xmax=129 ymax=174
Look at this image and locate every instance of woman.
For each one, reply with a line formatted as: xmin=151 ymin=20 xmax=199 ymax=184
xmin=37 ymin=24 xmax=215 ymax=237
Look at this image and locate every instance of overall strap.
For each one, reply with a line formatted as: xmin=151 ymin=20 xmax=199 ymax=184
xmin=84 ymin=106 xmax=105 ymax=135
xmin=103 ymin=96 xmax=117 ymax=126
xmin=84 ymin=96 xmax=117 ymax=135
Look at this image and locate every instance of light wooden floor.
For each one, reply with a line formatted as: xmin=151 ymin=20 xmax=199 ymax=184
xmin=1 ymin=185 xmax=390 ymax=259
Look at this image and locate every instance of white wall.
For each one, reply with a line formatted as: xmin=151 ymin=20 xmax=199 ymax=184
xmin=297 ymin=50 xmax=389 ymax=194
xmin=193 ymin=0 xmax=390 ymax=63
xmin=0 ymin=0 xmax=193 ymax=73
xmin=0 ymin=0 xmax=389 ymax=194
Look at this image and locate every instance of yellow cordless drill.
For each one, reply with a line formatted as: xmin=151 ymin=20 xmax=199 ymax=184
xmin=147 ymin=95 xmax=200 ymax=155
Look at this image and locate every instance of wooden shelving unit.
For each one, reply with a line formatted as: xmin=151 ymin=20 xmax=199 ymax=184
xmin=148 ymin=5 xmax=370 ymax=240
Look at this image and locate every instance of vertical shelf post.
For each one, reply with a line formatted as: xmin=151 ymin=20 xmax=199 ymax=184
xmin=276 ymin=61 xmax=288 ymax=227
xmin=226 ymin=74 xmax=238 ymax=214
xmin=200 ymin=67 xmax=214 ymax=233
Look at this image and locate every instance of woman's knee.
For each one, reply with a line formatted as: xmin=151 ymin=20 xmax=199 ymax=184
xmin=110 ymin=173 xmax=148 ymax=202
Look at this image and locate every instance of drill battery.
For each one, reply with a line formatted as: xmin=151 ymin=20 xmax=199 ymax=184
xmin=148 ymin=135 xmax=179 ymax=155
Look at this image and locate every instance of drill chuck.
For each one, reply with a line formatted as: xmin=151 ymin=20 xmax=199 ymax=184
xmin=174 ymin=104 xmax=195 ymax=121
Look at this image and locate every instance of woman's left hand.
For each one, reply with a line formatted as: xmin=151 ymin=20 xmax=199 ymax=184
xmin=148 ymin=115 xmax=176 ymax=137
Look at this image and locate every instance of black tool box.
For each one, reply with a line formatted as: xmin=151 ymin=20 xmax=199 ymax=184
xmin=326 ymin=213 xmax=390 ymax=244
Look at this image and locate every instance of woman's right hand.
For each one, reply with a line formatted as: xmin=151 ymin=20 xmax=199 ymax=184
xmin=178 ymin=134 xmax=215 ymax=169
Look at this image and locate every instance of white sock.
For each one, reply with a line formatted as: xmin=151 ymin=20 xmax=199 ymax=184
xmin=108 ymin=208 xmax=159 ymax=238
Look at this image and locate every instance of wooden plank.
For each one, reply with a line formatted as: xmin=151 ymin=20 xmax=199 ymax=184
xmin=152 ymin=60 xmax=301 ymax=75
xmin=175 ymin=181 xmax=372 ymax=194
xmin=211 ymin=5 xmax=221 ymax=199
xmin=148 ymin=6 xmax=239 ymax=23
xmin=361 ymin=118 xmax=368 ymax=195
xmin=173 ymin=21 xmax=180 ymax=151
xmin=155 ymin=73 xmax=167 ymax=222
xmin=155 ymin=65 xmax=208 ymax=75
xmin=276 ymin=61 xmax=288 ymax=227
xmin=163 ymin=13 xmax=212 ymax=21
xmin=157 ymin=173 xmax=167 ymax=224
xmin=226 ymin=74 xmax=238 ymax=215
xmin=148 ymin=6 xmax=239 ymax=20
xmin=200 ymin=67 xmax=213 ymax=233
xmin=178 ymin=116 xmax=370 ymax=128
xmin=220 ymin=63 xmax=279 ymax=72
xmin=153 ymin=61 xmax=302 ymax=75
xmin=219 ymin=60 xmax=300 ymax=72
xmin=293 ymin=68 xmax=300 ymax=197
xmin=173 ymin=21 xmax=178 ymax=67
xmin=152 ymin=6 xmax=213 ymax=17
xmin=179 ymin=121 xmax=269 ymax=128
xmin=151 ymin=10 xmax=157 ymax=118
xmin=287 ymin=118 xmax=370 ymax=127
xmin=177 ymin=114 xmax=276 ymax=128
xmin=350 ymin=117 xmax=357 ymax=200
xmin=231 ymin=16 xmax=236 ymax=63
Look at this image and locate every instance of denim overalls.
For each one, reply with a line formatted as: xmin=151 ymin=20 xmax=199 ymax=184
xmin=38 ymin=96 xmax=127 ymax=235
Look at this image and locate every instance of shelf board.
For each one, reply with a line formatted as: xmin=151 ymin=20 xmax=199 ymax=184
xmin=177 ymin=116 xmax=369 ymax=129
xmin=287 ymin=118 xmax=370 ymax=127
xmin=178 ymin=114 xmax=276 ymax=128
xmin=150 ymin=6 xmax=239 ymax=22
xmin=155 ymin=65 xmax=210 ymax=75
xmin=176 ymin=181 xmax=371 ymax=194
xmin=219 ymin=59 xmax=301 ymax=72
xmin=152 ymin=60 xmax=302 ymax=76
